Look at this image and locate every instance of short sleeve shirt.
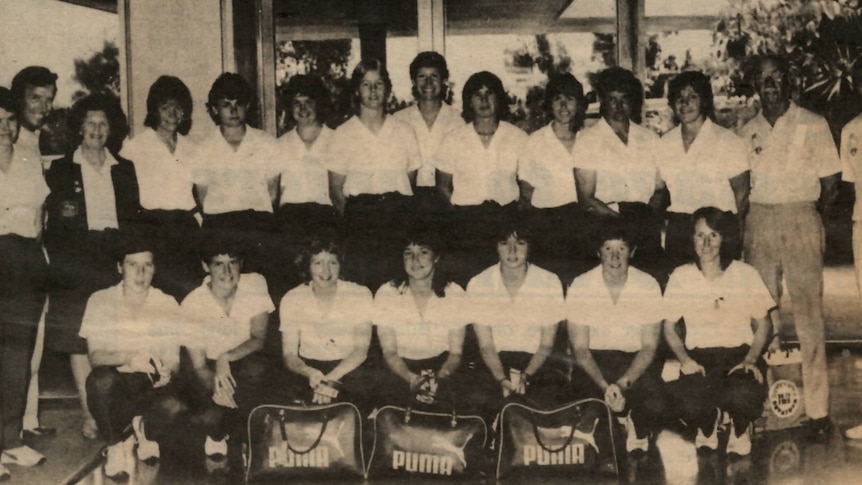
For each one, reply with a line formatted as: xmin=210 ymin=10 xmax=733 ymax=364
xmin=74 ymin=147 xmax=119 ymax=230
xmin=79 ymin=283 xmax=183 ymax=372
xmin=664 ymin=261 xmax=775 ymax=350
xmin=392 ymin=103 xmax=464 ymax=187
xmin=325 ymin=116 xmax=422 ymax=197
xmin=15 ymin=128 xmax=49 ymax=170
xmin=566 ymin=266 xmax=663 ymax=353
xmin=466 ymin=263 xmax=564 ymax=353
xmin=181 ymin=272 xmax=274 ymax=360
xmin=121 ymin=128 xmax=196 ymax=211
xmin=436 ymin=121 xmax=527 ymax=206
xmin=279 ymin=280 xmax=374 ymax=361
xmin=374 ymin=281 xmax=467 ymax=360
xmin=737 ymin=102 xmax=841 ymax=204
xmin=517 ymin=123 xmax=578 ymax=208
xmin=840 ymin=113 xmax=862 ymax=220
xmin=573 ymin=118 xmax=659 ymax=205
xmin=655 ymin=119 xmax=749 ymax=213
xmin=0 ymin=148 xmax=49 ymax=238
xmin=275 ymin=126 xmax=333 ymax=206
xmin=191 ymin=126 xmax=280 ymax=214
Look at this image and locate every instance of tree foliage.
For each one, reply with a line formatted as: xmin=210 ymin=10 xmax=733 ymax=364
xmin=73 ymin=41 xmax=121 ymax=101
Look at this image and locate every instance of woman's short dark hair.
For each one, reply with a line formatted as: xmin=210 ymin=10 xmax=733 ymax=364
xmin=0 ymin=87 xmax=17 ymax=115
xmin=67 ymin=93 xmax=129 ymax=155
xmin=207 ymin=73 xmax=255 ymax=124
xmin=667 ymin=71 xmax=715 ymax=122
xmin=390 ymin=227 xmax=451 ymax=297
xmin=409 ymin=51 xmax=450 ymax=100
xmin=593 ymin=220 xmax=637 ymax=253
xmin=692 ymin=206 xmax=737 ymax=271
xmin=144 ymin=76 xmax=193 ymax=135
xmin=282 ymin=74 xmax=331 ymax=126
xmin=594 ymin=67 xmax=644 ymax=124
xmin=349 ymin=59 xmax=392 ymax=114
xmin=299 ymin=237 xmax=346 ymax=284
xmin=494 ymin=216 xmax=535 ymax=251
xmin=543 ymin=73 xmax=587 ymax=133
xmin=461 ymin=71 xmax=509 ymax=123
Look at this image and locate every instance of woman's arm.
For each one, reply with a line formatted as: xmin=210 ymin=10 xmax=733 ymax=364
xmin=187 ymin=346 xmax=215 ymax=392
xmin=518 ymin=180 xmax=534 ymax=211
xmin=618 ymin=321 xmax=661 ymax=388
xmin=438 ymin=326 xmax=465 ymax=379
xmin=282 ymin=325 xmax=325 ymax=388
xmin=567 ymin=321 xmax=608 ymax=390
xmin=328 ymin=171 xmax=347 ymax=216
xmin=523 ymin=323 xmax=556 ymax=379
xmin=324 ymin=322 xmax=372 ymax=383
xmin=730 ymin=314 xmax=772 ymax=382
xmin=574 ymin=168 xmax=618 ymax=217
xmin=213 ymin=311 xmax=268 ymax=395
xmin=436 ymin=170 xmax=454 ymax=206
xmin=379 ymin=325 xmax=420 ymax=385
xmin=663 ymin=318 xmax=704 ymax=375
xmin=474 ymin=324 xmax=517 ymax=394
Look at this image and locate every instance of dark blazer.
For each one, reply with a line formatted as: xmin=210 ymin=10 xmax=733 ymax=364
xmin=44 ymin=150 xmax=141 ymax=247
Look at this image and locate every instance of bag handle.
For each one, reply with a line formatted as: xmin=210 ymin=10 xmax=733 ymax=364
xmin=527 ymin=405 xmax=580 ymax=454
xmin=277 ymin=408 xmax=331 ymax=455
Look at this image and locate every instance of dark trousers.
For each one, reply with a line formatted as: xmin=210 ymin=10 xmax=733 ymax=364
xmin=375 ymin=352 xmax=474 ymax=411
xmin=271 ymin=203 xmax=340 ymax=299
xmin=665 ymin=346 xmax=766 ymax=436
xmin=274 ymin=357 xmax=377 ymax=419
xmin=343 ymin=193 xmax=412 ymax=290
xmin=525 ymin=203 xmax=592 ymax=285
xmin=0 ymin=235 xmax=48 ymax=450
xmin=447 ymin=202 xmax=517 ymax=287
xmin=46 ymin=230 xmax=120 ymax=354
xmin=86 ymin=367 xmax=185 ymax=446
xmin=202 ymin=210 xmax=276 ymax=288
xmin=137 ymin=209 xmax=202 ymax=301
xmin=571 ymin=350 xmax=667 ymax=439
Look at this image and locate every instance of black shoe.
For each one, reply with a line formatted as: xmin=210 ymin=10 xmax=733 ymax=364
xmin=806 ymin=417 xmax=833 ymax=442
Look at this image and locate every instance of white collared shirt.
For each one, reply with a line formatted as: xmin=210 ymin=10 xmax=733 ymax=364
xmin=0 ymin=148 xmax=49 ymax=238
xmin=436 ymin=121 xmax=527 ymax=206
xmin=573 ymin=118 xmax=659 ymax=205
xmin=466 ymin=263 xmax=564 ymax=353
xmin=392 ymin=103 xmax=464 ymax=187
xmin=74 ymin=147 xmax=119 ymax=230
xmin=655 ymin=119 xmax=749 ymax=213
xmin=840 ymin=113 xmax=862 ymax=220
xmin=182 ymin=272 xmax=275 ymax=360
xmin=325 ymin=116 xmax=422 ymax=197
xmin=121 ymin=128 xmax=196 ymax=211
xmin=566 ymin=266 xmax=663 ymax=352
xmin=80 ymin=283 xmax=182 ymax=372
xmin=664 ymin=261 xmax=775 ymax=350
xmin=517 ymin=123 xmax=578 ymax=208
xmin=279 ymin=280 xmax=373 ymax=361
xmin=15 ymin=128 xmax=49 ymax=170
xmin=191 ymin=126 xmax=280 ymax=214
xmin=374 ymin=281 xmax=467 ymax=360
xmin=737 ymin=102 xmax=840 ymax=204
xmin=275 ymin=126 xmax=333 ymax=206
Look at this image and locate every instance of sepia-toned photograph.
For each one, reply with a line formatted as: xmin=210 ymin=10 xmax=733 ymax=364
xmin=2 ymin=0 xmax=862 ymax=483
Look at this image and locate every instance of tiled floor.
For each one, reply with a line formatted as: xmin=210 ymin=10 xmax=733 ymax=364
xmin=8 ymin=265 xmax=862 ymax=484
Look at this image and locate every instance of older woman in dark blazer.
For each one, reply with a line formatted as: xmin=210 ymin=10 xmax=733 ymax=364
xmin=44 ymin=93 xmax=140 ymax=439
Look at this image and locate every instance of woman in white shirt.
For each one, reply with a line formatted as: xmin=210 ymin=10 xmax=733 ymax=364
xmin=518 ymin=73 xmax=589 ymax=284
xmin=467 ymin=220 xmax=569 ymax=413
xmin=326 ymin=59 xmax=422 ymax=290
xmin=664 ymin=207 xmax=774 ymax=457
xmin=375 ymin=229 xmax=467 ymax=408
xmin=271 ymin=74 xmax=339 ymax=297
xmin=436 ymin=71 xmax=528 ymax=286
xmin=655 ymin=72 xmax=749 ymax=271
xmin=280 ymin=238 xmax=374 ymax=412
xmin=121 ymin=76 xmax=200 ymax=300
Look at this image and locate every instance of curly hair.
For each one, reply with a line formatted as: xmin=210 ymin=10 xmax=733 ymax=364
xmin=67 ymin=93 xmax=128 ymax=155
xmin=281 ymin=74 xmax=331 ymax=127
xmin=461 ymin=71 xmax=509 ymax=123
xmin=298 ymin=236 xmax=347 ymax=285
xmin=667 ymin=71 xmax=714 ymax=123
xmin=409 ymin=51 xmax=450 ymax=101
xmin=543 ymin=73 xmax=587 ymax=133
xmin=594 ymin=67 xmax=644 ymax=124
xmin=206 ymin=72 xmax=256 ymax=125
xmin=0 ymin=87 xmax=17 ymax=115
xmin=144 ymin=75 xmax=193 ymax=135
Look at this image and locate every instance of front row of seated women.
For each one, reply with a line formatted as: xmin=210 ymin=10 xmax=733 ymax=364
xmin=82 ymin=206 xmax=773 ymax=479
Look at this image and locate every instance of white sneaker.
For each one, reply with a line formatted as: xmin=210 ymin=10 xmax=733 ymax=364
xmin=0 ymin=445 xmax=46 ymax=467
xmin=844 ymin=423 xmax=862 ymax=440
xmin=625 ymin=412 xmax=649 ymax=453
xmin=726 ymin=422 xmax=752 ymax=456
xmin=205 ymin=435 xmax=228 ymax=458
xmin=694 ymin=409 xmax=720 ymax=451
xmin=132 ymin=416 xmax=160 ymax=462
xmin=103 ymin=441 xmax=131 ymax=480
